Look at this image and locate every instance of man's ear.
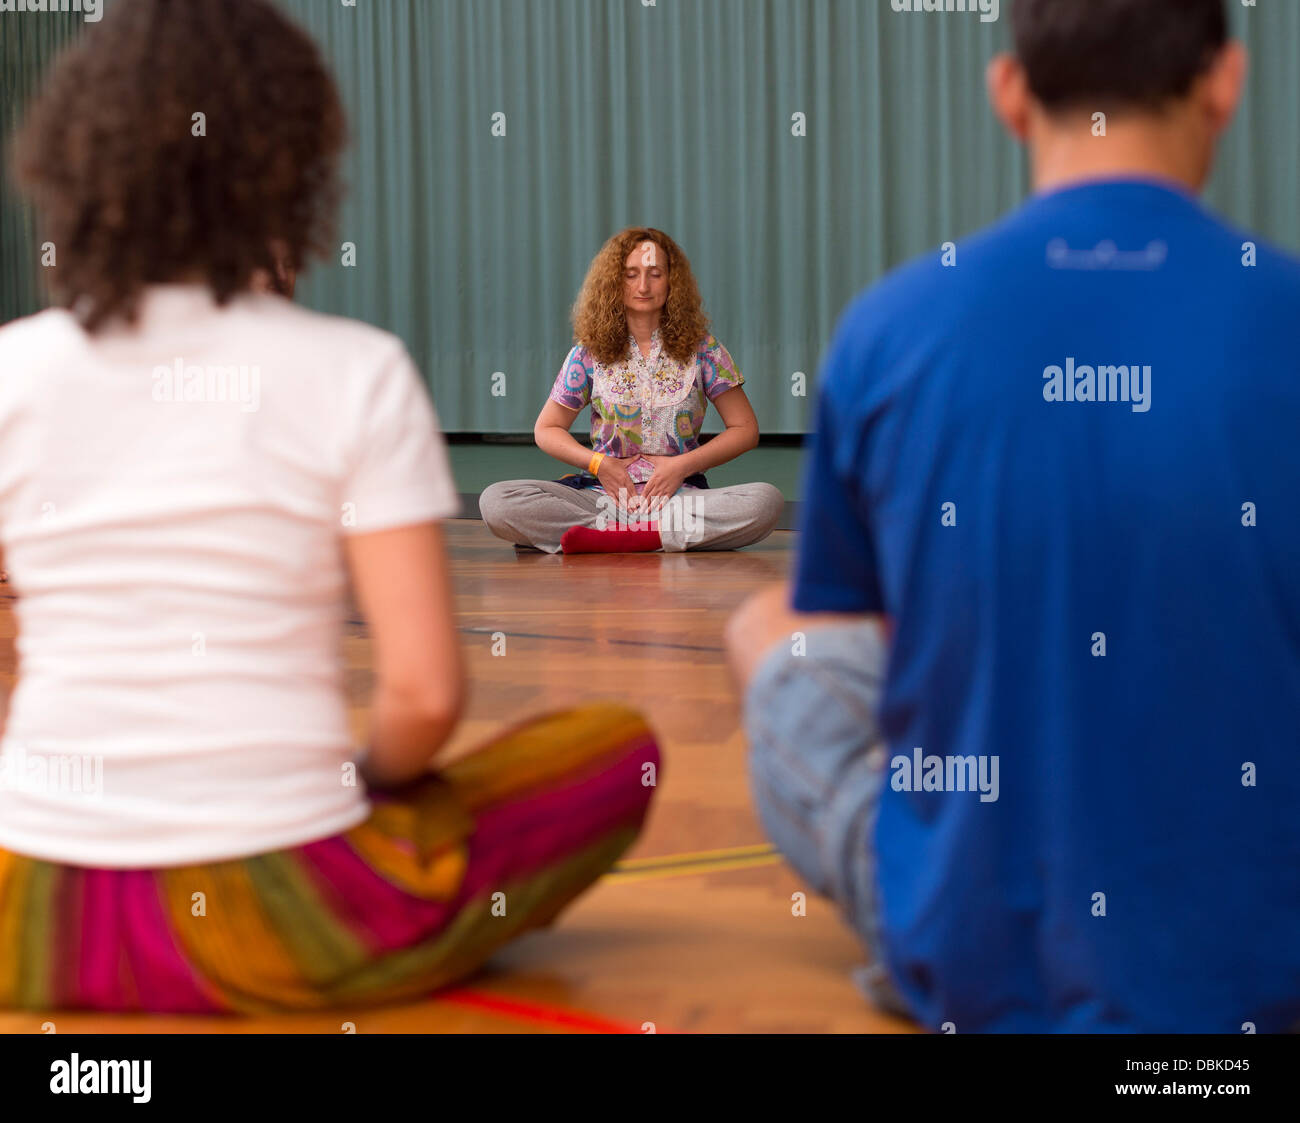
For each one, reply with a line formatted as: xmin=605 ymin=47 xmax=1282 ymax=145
xmin=1201 ymin=41 xmax=1247 ymax=137
xmin=987 ymin=52 xmax=1032 ymax=142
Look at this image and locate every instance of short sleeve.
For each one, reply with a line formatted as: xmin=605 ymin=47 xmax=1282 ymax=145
xmin=549 ymin=345 xmax=593 ymax=410
xmin=699 ymin=336 xmax=744 ymax=400
xmin=340 ymin=343 xmax=460 ymax=534
xmin=791 ymin=330 xmax=884 ymax=614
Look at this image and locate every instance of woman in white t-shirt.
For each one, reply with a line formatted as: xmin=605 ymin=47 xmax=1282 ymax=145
xmin=0 ymin=0 xmax=657 ymax=1013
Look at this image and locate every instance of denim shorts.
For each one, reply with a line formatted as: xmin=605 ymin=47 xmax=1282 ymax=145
xmin=743 ymin=621 xmax=912 ymax=1021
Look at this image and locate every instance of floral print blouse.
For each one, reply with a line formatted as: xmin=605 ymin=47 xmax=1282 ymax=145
xmin=548 ymin=331 xmax=744 ymax=458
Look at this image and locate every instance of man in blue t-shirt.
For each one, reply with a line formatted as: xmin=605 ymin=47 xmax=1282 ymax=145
xmin=727 ymin=0 xmax=1300 ymax=1032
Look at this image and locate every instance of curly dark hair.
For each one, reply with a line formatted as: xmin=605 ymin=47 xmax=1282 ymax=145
xmin=11 ymin=0 xmax=345 ymax=331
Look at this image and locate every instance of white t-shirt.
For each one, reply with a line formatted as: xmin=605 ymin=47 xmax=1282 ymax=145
xmin=0 ymin=285 xmax=459 ymax=867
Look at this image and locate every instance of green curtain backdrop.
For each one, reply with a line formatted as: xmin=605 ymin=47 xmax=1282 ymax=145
xmin=3 ymin=1 xmax=1299 ymax=433
xmin=0 ymin=6 xmax=83 ymax=324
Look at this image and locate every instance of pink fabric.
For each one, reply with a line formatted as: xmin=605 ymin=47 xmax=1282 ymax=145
xmin=75 ymin=868 xmax=216 ymax=1013
xmin=454 ymin=736 xmax=656 ymax=903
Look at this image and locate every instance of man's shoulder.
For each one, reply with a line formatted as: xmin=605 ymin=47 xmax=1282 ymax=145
xmin=1228 ymin=226 xmax=1300 ymax=285
xmin=833 ymin=210 xmax=1030 ymax=351
xmin=832 ymin=194 xmax=1300 ymax=370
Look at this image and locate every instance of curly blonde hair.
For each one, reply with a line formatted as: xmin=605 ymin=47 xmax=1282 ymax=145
xmin=571 ymin=227 xmax=710 ymax=365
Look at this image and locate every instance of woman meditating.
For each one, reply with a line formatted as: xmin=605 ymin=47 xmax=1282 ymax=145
xmin=0 ymin=0 xmax=657 ymax=1013
xmin=479 ymin=228 xmax=784 ymax=553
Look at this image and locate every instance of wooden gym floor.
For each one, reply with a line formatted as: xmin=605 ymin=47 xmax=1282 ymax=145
xmin=0 ymin=519 xmax=913 ymax=1034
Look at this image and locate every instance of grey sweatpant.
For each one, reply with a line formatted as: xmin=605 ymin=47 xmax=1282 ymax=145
xmin=478 ymin=479 xmax=785 ymax=553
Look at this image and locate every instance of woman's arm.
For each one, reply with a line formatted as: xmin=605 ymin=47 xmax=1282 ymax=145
xmin=533 ymin=399 xmax=595 ymax=471
xmin=677 ymin=386 xmax=760 ymax=472
xmin=534 ymin=399 xmax=638 ymax=508
xmin=343 ymin=521 xmax=466 ymax=787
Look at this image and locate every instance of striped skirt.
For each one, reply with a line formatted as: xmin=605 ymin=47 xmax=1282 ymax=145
xmin=0 ymin=703 xmax=659 ymax=1013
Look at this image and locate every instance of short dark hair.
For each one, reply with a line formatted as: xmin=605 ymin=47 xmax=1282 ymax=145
xmin=1012 ymin=0 xmax=1228 ymax=113
xmin=13 ymin=0 xmax=346 ymax=332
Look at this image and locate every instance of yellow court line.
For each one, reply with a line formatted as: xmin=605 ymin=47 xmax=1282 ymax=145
xmin=614 ymin=843 xmax=778 ymax=870
xmin=602 ymin=854 xmax=783 ymax=885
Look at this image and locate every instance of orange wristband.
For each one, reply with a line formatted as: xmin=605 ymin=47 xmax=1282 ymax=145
xmin=588 ymin=451 xmax=606 ymax=476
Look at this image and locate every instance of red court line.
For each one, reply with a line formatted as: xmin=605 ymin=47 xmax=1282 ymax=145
xmin=439 ymin=988 xmax=663 ymax=1034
